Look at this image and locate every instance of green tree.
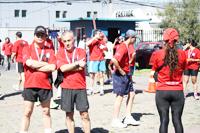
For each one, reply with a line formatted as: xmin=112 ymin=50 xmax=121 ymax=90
xmin=158 ymin=0 xmax=200 ymax=43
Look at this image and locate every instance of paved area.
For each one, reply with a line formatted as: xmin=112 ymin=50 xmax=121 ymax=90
xmin=0 ymin=65 xmax=200 ymax=133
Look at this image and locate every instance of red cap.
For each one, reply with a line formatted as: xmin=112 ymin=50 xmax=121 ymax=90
xmin=163 ymin=28 xmax=179 ymax=47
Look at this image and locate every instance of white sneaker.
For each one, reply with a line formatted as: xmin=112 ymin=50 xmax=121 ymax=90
xmin=100 ymin=90 xmax=104 ymax=96
xmin=194 ymin=93 xmax=199 ymax=100
xmin=111 ymin=119 xmax=127 ymax=128
xmin=87 ymin=89 xmax=93 ymax=95
xmin=123 ymin=116 xmax=140 ymax=126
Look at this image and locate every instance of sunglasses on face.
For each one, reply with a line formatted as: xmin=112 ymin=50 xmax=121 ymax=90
xmin=35 ymin=33 xmax=46 ymax=38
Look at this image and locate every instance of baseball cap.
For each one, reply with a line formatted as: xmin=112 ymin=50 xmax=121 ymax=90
xmin=163 ymin=28 xmax=179 ymax=42
xmin=34 ymin=26 xmax=47 ymax=35
xmin=125 ymin=29 xmax=137 ymax=38
xmin=163 ymin=28 xmax=179 ymax=47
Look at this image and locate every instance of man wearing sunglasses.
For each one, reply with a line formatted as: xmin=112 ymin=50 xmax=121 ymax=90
xmin=19 ymin=26 xmax=56 ymax=133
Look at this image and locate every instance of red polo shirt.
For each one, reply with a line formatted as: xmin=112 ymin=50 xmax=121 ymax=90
xmin=57 ymin=48 xmax=86 ymax=89
xmin=2 ymin=42 xmax=13 ymax=56
xmin=22 ymin=42 xmax=56 ymax=90
xmin=12 ymin=39 xmax=28 ymax=62
xmin=152 ymin=49 xmax=186 ymax=91
xmin=113 ymin=43 xmax=130 ymax=74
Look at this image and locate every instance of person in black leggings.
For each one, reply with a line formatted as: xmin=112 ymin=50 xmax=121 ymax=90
xmin=151 ymin=28 xmax=186 ymax=133
xmin=156 ymin=90 xmax=184 ymax=133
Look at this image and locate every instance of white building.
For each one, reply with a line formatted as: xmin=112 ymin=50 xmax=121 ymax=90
xmin=0 ymin=0 xmax=171 ymax=43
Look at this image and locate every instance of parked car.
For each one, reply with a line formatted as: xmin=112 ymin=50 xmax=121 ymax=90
xmin=135 ymin=41 xmax=163 ymax=69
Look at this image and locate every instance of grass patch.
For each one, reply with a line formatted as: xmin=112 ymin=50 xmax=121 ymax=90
xmin=134 ymin=69 xmax=151 ymax=76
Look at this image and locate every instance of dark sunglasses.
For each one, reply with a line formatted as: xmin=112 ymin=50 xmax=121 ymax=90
xmin=35 ymin=33 xmax=46 ymax=38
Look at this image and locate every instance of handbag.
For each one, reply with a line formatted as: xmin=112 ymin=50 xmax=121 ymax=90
xmin=153 ymin=63 xmax=165 ymax=82
xmin=54 ymin=70 xmax=64 ymax=88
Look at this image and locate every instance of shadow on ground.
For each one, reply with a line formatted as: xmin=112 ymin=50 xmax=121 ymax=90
xmin=130 ymin=112 xmax=155 ymax=121
xmin=0 ymin=91 xmax=22 ymax=100
xmin=55 ymin=127 xmax=109 ymax=133
xmin=186 ymin=92 xmax=200 ymax=98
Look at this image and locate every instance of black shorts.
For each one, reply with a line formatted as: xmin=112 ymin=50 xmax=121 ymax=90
xmin=61 ymin=89 xmax=89 ymax=112
xmin=184 ymin=69 xmax=199 ymax=76
xmin=17 ymin=62 xmax=24 ymax=73
xmin=22 ymin=88 xmax=53 ymax=103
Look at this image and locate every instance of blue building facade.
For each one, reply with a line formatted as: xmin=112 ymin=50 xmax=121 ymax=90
xmin=58 ymin=18 xmax=150 ymax=42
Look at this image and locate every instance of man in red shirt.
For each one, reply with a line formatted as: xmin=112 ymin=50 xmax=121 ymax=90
xmin=12 ymin=31 xmax=28 ymax=91
xmin=19 ymin=26 xmax=56 ymax=133
xmin=86 ymin=29 xmax=107 ymax=96
xmin=2 ymin=37 xmax=13 ymax=71
xmin=111 ymin=30 xmax=140 ymax=128
xmin=57 ymin=30 xmax=90 ymax=133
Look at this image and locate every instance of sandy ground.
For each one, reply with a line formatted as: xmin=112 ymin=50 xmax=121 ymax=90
xmin=0 ymin=68 xmax=200 ymax=133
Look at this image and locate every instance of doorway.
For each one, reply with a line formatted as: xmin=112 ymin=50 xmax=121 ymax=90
xmin=108 ymin=28 xmax=121 ymax=43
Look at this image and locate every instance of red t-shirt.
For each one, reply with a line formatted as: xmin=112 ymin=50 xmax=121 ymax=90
xmin=113 ymin=43 xmax=120 ymax=55
xmin=22 ymin=43 xmax=56 ymax=90
xmin=2 ymin=42 xmax=13 ymax=56
xmin=113 ymin=43 xmax=130 ymax=74
xmin=149 ymin=51 xmax=157 ymax=66
xmin=57 ymin=47 xmax=86 ymax=89
xmin=152 ymin=49 xmax=186 ymax=91
xmin=88 ymin=39 xmax=107 ymax=61
xmin=185 ymin=48 xmax=200 ymax=70
xmin=128 ymin=44 xmax=135 ymax=67
xmin=12 ymin=40 xmax=28 ymax=62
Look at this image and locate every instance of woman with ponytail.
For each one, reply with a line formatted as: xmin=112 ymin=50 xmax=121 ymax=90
xmin=183 ymin=38 xmax=200 ymax=100
xmin=151 ymin=28 xmax=186 ymax=133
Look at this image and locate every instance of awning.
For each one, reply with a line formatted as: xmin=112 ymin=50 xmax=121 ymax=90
xmin=56 ymin=17 xmax=152 ymax=22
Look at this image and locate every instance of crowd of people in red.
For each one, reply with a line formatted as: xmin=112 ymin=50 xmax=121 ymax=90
xmin=0 ymin=26 xmax=200 ymax=133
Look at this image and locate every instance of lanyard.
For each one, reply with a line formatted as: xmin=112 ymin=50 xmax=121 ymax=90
xmin=64 ymin=48 xmax=76 ymax=63
xmin=188 ymin=49 xmax=194 ymax=58
xmin=34 ymin=44 xmax=45 ymax=61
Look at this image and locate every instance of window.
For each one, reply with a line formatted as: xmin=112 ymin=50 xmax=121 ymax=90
xmin=22 ymin=10 xmax=27 ymax=17
xmin=56 ymin=11 xmax=60 ymax=18
xmin=87 ymin=11 xmax=91 ymax=18
xmin=94 ymin=11 xmax=97 ymax=15
xmin=14 ymin=10 xmax=20 ymax=17
xmin=93 ymin=11 xmax=98 ymax=18
xmin=62 ymin=11 xmax=67 ymax=18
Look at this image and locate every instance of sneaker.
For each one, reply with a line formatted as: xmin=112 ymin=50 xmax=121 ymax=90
xmin=87 ymin=89 xmax=93 ymax=95
xmin=104 ymin=79 xmax=111 ymax=85
xmin=96 ymin=81 xmax=100 ymax=85
xmin=123 ymin=116 xmax=140 ymax=126
xmin=111 ymin=119 xmax=127 ymax=128
xmin=194 ymin=93 xmax=199 ymax=100
xmin=184 ymin=93 xmax=188 ymax=99
xmin=100 ymin=90 xmax=104 ymax=96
